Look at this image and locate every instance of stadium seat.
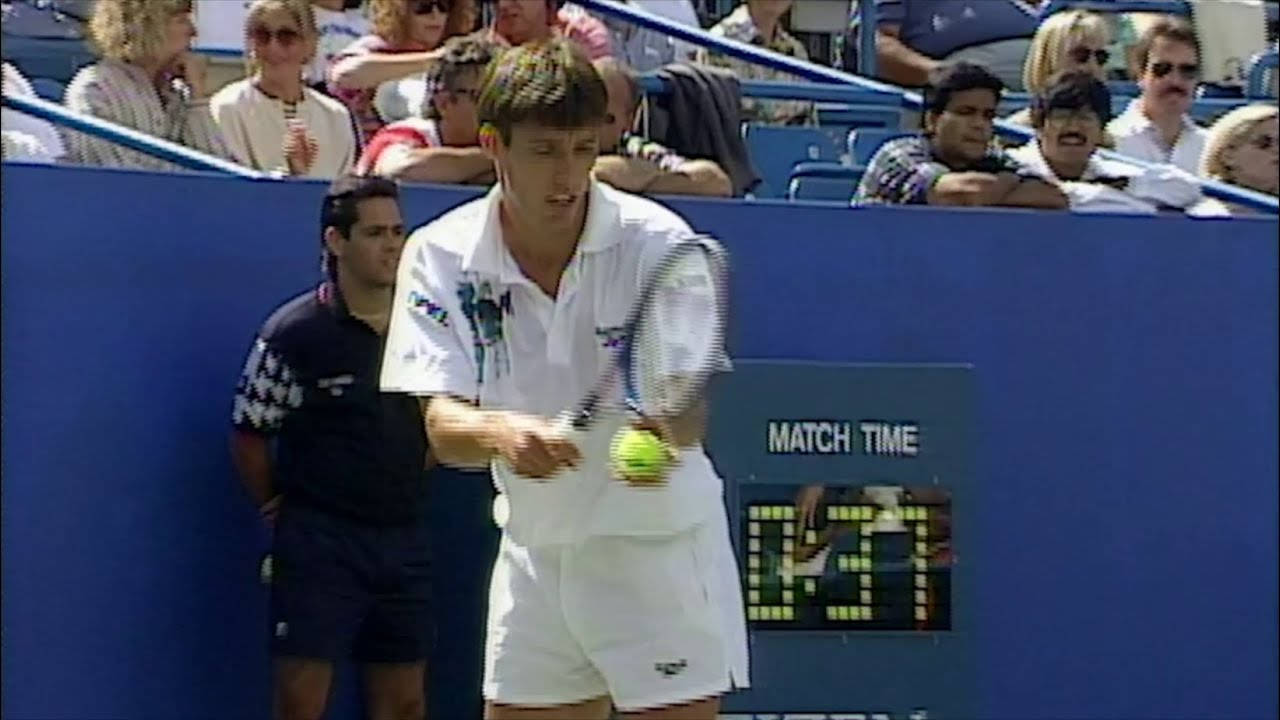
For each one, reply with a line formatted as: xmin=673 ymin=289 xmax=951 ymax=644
xmin=30 ymin=77 xmax=64 ymax=102
xmin=742 ymin=124 xmax=842 ymax=199
xmin=787 ymin=161 xmax=863 ymax=202
xmin=847 ymin=128 xmax=914 ymax=166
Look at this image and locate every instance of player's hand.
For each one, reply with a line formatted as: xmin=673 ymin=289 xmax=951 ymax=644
xmin=496 ymin=413 xmax=581 ymax=479
xmin=259 ymin=494 xmax=282 ymax=529
xmin=795 ymin=484 xmax=824 ymax=530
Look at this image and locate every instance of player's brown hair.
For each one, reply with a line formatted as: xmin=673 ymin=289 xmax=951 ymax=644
xmin=476 ymin=38 xmax=608 ymax=143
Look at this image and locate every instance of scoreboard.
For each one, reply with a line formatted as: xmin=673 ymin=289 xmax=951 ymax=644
xmin=705 ymin=363 xmax=974 ymax=718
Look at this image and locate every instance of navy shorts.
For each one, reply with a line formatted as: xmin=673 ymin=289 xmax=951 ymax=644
xmin=269 ymin=502 xmax=434 ymax=663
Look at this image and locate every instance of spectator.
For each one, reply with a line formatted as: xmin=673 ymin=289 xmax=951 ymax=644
xmin=591 ymin=57 xmax=732 ymax=197
xmin=698 ymin=0 xmax=815 ymax=126
xmin=1009 ymin=71 xmax=1201 ymax=214
xmin=63 ymin=0 xmax=230 ymax=171
xmin=329 ymin=0 xmax=476 ymax=147
xmin=355 ymin=34 xmax=496 ymax=182
xmin=1107 ymin=17 xmax=1206 ymax=175
xmin=852 ymin=61 xmax=1067 ymax=209
xmin=2 ymin=62 xmax=66 ymax=163
xmin=305 ymin=0 xmax=372 ymax=91
xmin=866 ymin=0 xmax=1038 ymax=90
xmin=1192 ymin=103 xmax=1279 ymax=216
xmin=1007 ymin=10 xmax=1111 ymax=129
xmin=230 ymin=175 xmax=433 ymax=720
xmin=601 ymin=0 xmax=700 ymax=72
xmin=486 ymin=0 xmax=613 ymax=59
xmin=212 ymin=0 xmax=357 ymax=178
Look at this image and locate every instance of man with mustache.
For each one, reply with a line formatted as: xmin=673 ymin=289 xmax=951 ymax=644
xmin=1107 ymin=17 xmax=1207 ymax=175
xmin=853 ymin=61 xmax=1067 ymax=208
xmin=1009 ymin=70 xmax=1202 ymax=213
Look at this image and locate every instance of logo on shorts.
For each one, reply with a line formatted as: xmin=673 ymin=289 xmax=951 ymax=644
xmin=654 ymin=659 xmax=688 ymax=677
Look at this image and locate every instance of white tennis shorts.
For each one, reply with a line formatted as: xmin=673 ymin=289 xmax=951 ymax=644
xmin=482 ymin=508 xmax=750 ymax=711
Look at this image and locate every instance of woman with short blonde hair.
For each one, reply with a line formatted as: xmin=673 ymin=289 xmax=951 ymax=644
xmin=1191 ymin=103 xmax=1279 ymax=216
xmin=211 ymin=0 xmax=357 ymax=178
xmin=1007 ymin=10 xmax=1112 ymax=129
xmin=64 ymin=0 xmax=230 ymax=170
xmin=328 ymin=0 xmax=477 ymax=146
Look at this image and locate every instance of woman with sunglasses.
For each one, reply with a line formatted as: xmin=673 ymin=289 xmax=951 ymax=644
xmin=329 ymin=0 xmax=476 ymax=147
xmin=1007 ymin=10 xmax=1112 ymax=133
xmin=1191 ymin=104 xmax=1279 ymax=216
xmin=211 ymin=0 xmax=357 ymax=178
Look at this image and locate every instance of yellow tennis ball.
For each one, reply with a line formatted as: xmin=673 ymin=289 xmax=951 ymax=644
xmin=610 ymin=428 xmax=671 ymax=484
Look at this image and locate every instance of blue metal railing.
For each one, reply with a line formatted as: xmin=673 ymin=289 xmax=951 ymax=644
xmin=1249 ymin=51 xmax=1278 ymax=99
xmin=581 ymin=0 xmax=1277 ymax=214
xmin=1 ymin=92 xmax=271 ymax=179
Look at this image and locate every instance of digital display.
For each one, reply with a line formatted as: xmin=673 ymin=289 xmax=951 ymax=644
xmin=741 ymin=484 xmax=952 ymax=631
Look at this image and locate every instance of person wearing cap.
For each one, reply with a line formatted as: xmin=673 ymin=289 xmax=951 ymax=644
xmin=230 ymin=175 xmax=435 ymax=720
xmin=1008 ymin=69 xmax=1202 ymax=214
xmin=356 ymin=34 xmax=498 ymax=183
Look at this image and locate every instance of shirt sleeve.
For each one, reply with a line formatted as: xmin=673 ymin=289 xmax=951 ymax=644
xmin=873 ymin=0 xmax=906 ymax=26
xmin=231 ymin=336 xmax=304 ymax=434
xmin=853 ymin=139 xmax=948 ymax=205
xmin=381 ymin=233 xmax=478 ymax=399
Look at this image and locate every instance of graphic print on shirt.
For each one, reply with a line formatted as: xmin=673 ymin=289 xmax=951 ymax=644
xmin=457 ymin=276 xmax=512 ymax=387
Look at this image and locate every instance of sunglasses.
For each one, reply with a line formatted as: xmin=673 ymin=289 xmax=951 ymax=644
xmin=1067 ymin=46 xmax=1109 ymax=66
xmin=1149 ymin=61 xmax=1199 ymax=80
xmin=411 ymin=0 xmax=451 ymax=14
xmin=249 ymin=26 xmax=301 ymax=46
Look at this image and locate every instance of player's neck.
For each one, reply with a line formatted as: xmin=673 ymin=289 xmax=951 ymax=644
xmin=499 ymin=202 xmax=585 ymax=297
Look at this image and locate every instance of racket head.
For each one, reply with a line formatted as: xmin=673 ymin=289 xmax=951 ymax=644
xmin=619 ymin=235 xmax=729 ymax=422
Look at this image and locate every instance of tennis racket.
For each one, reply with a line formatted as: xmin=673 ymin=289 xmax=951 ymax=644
xmin=560 ymin=234 xmax=730 ymax=435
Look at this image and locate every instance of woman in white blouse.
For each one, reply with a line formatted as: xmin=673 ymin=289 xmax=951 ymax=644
xmin=211 ymin=0 xmax=357 ymax=178
xmin=63 ymin=0 xmax=231 ymax=170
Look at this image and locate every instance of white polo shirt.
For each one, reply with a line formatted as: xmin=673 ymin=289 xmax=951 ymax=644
xmin=381 ymin=180 xmax=726 ymax=547
xmin=1107 ymin=99 xmax=1208 ymax=175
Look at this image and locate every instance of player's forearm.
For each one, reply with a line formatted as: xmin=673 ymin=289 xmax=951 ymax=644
xmin=424 ymin=395 xmax=509 ymax=468
xmin=230 ymin=430 xmax=276 ymax=507
xmin=329 ymin=51 xmax=440 ymax=90
xmin=667 ymin=400 xmax=708 ymax=447
xmin=380 ymin=147 xmax=494 ymax=184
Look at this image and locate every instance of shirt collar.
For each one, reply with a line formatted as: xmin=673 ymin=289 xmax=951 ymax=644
xmin=460 ymin=179 xmax=623 ymax=285
xmin=1116 ymin=98 xmax=1196 ymax=135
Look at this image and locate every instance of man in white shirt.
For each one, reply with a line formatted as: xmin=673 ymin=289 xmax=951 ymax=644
xmin=1011 ymin=70 xmax=1202 ymax=214
xmin=1107 ymin=16 xmax=1208 ymax=175
xmin=380 ymin=39 xmax=747 ymax=719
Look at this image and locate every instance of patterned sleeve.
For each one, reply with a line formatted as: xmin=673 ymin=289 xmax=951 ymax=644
xmin=63 ymin=65 xmax=171 ymax=171
xmin=179 ymin=94 xmax=233 ymax=162
xmin=852 ymin=138 xmax=949 ymax=205
xmin=231 ymin=337 xmax=304 ymax=434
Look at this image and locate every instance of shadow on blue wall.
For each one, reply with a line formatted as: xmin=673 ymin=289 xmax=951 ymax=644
xmin=1 ymin=164 xmax=1275 ymax=719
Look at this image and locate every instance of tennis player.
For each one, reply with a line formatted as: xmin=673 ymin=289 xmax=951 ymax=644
xmin=380 ymin=39 xmax=748 ymax=719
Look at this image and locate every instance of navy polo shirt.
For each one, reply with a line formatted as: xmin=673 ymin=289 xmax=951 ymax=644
xmin=874 ymin=0 xmax=1038 ymax=59
xmin=232 ymin=282 xmax=429 ymax=526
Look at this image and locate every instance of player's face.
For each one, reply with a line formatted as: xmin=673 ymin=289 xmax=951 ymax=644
xmin=490 ymin=123 xmax=600 ymax=228
xmin=1038 ymin=106 xmax=1103 ymax=177
xmin=1138 ymin=37 xmax=1198 ymax=118
xmin=926 ymin=88 xmax=998 ymax=166
xmin=331 ymin=197 xmax=407 ymax=289
xmin=494 ymin=0 xmax=551 ymax=45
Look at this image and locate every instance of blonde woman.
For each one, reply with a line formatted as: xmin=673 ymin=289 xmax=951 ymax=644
xmin=63 ymin=0 xmax=230 ymax=170
xmin=1008 ymin=10 xmax=1112 ymax=129
xmin=211 ymin=0 xmax=356 ymax=178
xmin=328 ymin=0 xmax=476 ymax=146
xmin=1192 ymin=104 xmax=1279 ymax=216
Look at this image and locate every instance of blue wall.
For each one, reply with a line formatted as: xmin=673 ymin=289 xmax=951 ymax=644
xmin=2 ymin=164 xmax=1276 ymax=719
